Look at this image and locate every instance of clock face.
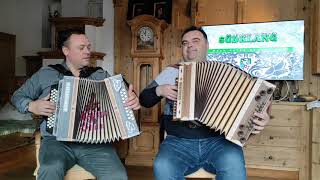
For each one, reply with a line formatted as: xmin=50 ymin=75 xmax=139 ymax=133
xmin=138 ymin=26 xmax=153 ymax=42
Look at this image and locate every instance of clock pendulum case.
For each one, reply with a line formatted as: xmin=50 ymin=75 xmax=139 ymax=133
xmin=126 ymin=15 xmax=168 ymax=166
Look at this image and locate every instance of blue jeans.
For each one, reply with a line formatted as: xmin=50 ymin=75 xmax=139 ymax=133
xmin=37 ymin=136 xmax=127 ymax=180
xmin=154 ymin=135 xmax=246 ymax=180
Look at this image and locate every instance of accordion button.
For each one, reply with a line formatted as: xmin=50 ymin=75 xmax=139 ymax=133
xmin=237 ymin=131 xmax=244 ymax=137
xmin=240 ymin=137 xmax=246 ymax=143
xmin=255 ymin=95 xmax=261 ymax=101
xmin=260 ymin=90 xmax=266 ymax=96
xmin=267 ymin=88 xmax=273 ymax=94
xmin=239 ymin=124 xmax=245 ymax=130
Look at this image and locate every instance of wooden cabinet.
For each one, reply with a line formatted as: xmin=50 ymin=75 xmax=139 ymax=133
xmin=311 ymin=108 xmax=320 ymax=180
xmin=244 ymin=102 xmax=311 ymax=180
xmin=0 ymin=32 xmax=15 ymax=105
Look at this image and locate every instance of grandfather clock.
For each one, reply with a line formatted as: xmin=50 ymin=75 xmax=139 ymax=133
xmin=125 ymin=15 xmax=168 ymax=166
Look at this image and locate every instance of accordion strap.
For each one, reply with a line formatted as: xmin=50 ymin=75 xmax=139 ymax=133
xmin=48 ymin=64 xmax=103 ymax=78
xmin=168 ymin=63 xmax=181 ymax=69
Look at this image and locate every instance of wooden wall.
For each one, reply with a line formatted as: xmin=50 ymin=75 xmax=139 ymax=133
xmin=114 ymin=1 xmax=320 ymax=178
xmin=114 ymin=0 xmax=320 ymax=98
xmin=114 ymin=0 xmax=191 ymax=81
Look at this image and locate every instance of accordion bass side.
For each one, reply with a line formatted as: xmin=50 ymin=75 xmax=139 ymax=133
xmin=46 ymin=75 xmax=140 ymax=143
xmin=173 ymin=61 xmax=276 ymax=146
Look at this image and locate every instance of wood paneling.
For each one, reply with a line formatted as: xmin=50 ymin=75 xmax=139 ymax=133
xmin=312 ymin=108 xmax=320 ymax=180
xmin=115 ymin=0 xmax=319 ymax=179
xmin=311 ymin=0 xmax=320 ymax=76
xmin=244 ymin=102 xmax=311 ymax=180
xmin=191 ymin=0 xmax=238 ymax=26
xmin=241 ymin=0 xmax=300 ymax=23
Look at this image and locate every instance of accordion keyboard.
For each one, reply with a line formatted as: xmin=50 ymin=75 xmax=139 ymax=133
xmin=120 ymin=88 xmax=135 ymax=123
xmin=46 ymin=88 xmax=59 ymax=134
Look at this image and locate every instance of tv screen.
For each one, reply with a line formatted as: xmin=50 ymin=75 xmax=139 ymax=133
xmin=203 ymin=20 xmax=304 ymax=80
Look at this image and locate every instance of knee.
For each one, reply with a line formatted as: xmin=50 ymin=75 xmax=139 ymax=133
xmin=153 ymin=154 xmax=176 ymax=175
xmin=40 ymin=160 xmax=65 ymax=172
xmin=215 ymin=145 xmax=245 ymax=171
xmin=223 ymin=148 xmax=244 ymax=165
xmin=154 ymin=155 xmax=169 ymax=172
xmin=37 ymin=161 xmax=66 ymax=179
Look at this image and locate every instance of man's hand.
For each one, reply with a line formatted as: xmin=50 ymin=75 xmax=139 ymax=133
xmin=28 ymin=95 xmax=55 ymax=117
xmin=125 ymin=84 xmax=140 ymax=110
xmin=155 ymin=84 xmax=177 ymax=101
xmin=251 ymin=100 xmax=272 ymax=134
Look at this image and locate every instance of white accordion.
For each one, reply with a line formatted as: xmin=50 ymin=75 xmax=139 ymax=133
xmin=173 ymin=61 xmax=275 ymax=146
xmin=46 ymin=75 xmax=140 ymax=143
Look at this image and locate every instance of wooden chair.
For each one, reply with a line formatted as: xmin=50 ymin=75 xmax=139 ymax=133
xmin=185 ymin=168 xmax=215 ymax=179
xmin=33 ymin=131 xmax=96 ymax=180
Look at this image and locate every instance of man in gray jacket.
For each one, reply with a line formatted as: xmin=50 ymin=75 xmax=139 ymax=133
xmin=11 ymin=29 xmax=140 ymax=180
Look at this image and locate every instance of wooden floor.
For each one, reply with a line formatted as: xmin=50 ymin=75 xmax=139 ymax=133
xmin=0 ymin=142 xmax=293 ymax=180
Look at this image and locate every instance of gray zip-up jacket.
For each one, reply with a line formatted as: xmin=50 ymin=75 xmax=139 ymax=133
xmin=11 ymin=62 xmax=110 ymax=136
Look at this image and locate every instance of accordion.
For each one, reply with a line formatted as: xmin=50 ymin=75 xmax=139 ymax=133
xmin=173 ymin=61 xmax=275 ymax=146
xmin=46 ymin=75 xmax=140 ymax=143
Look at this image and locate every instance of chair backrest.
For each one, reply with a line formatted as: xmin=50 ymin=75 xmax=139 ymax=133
xmin=185 ymin=168 xmax=215 ymax=179
xmin=33 ymin=131 xmax=95 ymax=180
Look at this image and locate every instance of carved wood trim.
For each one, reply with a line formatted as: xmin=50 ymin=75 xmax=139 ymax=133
xmin=127 ymin=15 xmax=168 ymax=58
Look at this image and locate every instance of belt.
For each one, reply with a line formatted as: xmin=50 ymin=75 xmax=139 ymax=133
xmin=180 ymin=121 xmax=204 ymax=129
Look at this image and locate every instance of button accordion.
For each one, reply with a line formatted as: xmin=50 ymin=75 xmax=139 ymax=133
xmin=173 ymin=61 xmax=275 ymax=146
xmin=46 ymin=75 xmax=140 ymax=143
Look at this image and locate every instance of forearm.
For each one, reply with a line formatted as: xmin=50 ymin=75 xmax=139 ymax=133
xmin=139 ymin=85 xmax=162 ymax=108
xmin=11 ymin=92 xmax=33 ymax=113
xmin=11 ymin=74 xmax=41 ymax=113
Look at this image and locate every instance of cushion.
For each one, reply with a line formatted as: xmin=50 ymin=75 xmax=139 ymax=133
xmin=0 ymin=102 xmax=32 ymax=120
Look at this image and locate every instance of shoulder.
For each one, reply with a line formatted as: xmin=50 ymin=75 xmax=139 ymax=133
xmin=32 ymin=66 xmax=60 ymax=78
xmin=90 ymin=68 xmax=110 ymax=80
xmin=159 ymin=66 xmax=179 ymax=76
xmin=155 ymin=66 xmax=179 ymax=85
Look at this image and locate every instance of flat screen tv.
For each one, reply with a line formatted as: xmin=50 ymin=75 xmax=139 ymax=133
xmin=202 ymin=20 xmax=304 ymax=80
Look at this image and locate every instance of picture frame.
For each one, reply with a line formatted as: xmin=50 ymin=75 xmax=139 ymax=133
xmin=153 ymin=1 xmax=171 ymax=23
xmin=126 ymin=0 xmax=172 ymax=23
xmin=132 ymin=3 xmax=145 ymax=17
xmin=153 ymin=2 xmax=166 ymax=19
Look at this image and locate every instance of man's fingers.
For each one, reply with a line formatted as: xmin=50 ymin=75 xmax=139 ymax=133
xmin=170 ymin=85 xmax=178 ymax=91
xmin=126 ymin=93 xmax=136 ymax=103
xmin=125 ymin=98 xmax=137 ymax=107
xmin=251 ymin=130 xmax=261 ymax=134
xmin=254 ymin=112 xmax=268 ymax=120
xmin=128 ymin=84 xmax=134 ymax=93
xmin=132 ymin=103 xmax=141 ymax=110
xmin=127 ymin=101 xmax=141 ymax=110
xmin=252 ymin=118 xmax=267 ymax=126
xmin=253 ymin=124 xmax=265 ymax=131
xmin=41 ymin=94 xmax=50 ymax=100
xmin=42 ymin=112 xmax=53 ymax=117
xmin=167 ymin=97 xmax=177 ymax=101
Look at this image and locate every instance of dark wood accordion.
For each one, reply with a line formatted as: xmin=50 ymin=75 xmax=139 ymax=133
xmin=46 ymin=75 xmax=140 ymax=143
xmin=173 ymin=61 xmax=275 ymax=146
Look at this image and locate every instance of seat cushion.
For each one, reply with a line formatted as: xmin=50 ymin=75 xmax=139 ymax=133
xmin=0 ymin=120 xmax=35 ymax=136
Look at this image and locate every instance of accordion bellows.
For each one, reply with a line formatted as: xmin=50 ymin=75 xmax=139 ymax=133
xmin=47 ymin=75 xmax=140 ymax=143
xmin=173 ymin=61 xmax=275 ymax=146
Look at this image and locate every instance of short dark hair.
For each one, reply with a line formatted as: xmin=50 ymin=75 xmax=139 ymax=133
xmin=58 ymin=29 xmax=85 ymax=49
xmin=181 ymin=26 xmax=208 ymax=40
